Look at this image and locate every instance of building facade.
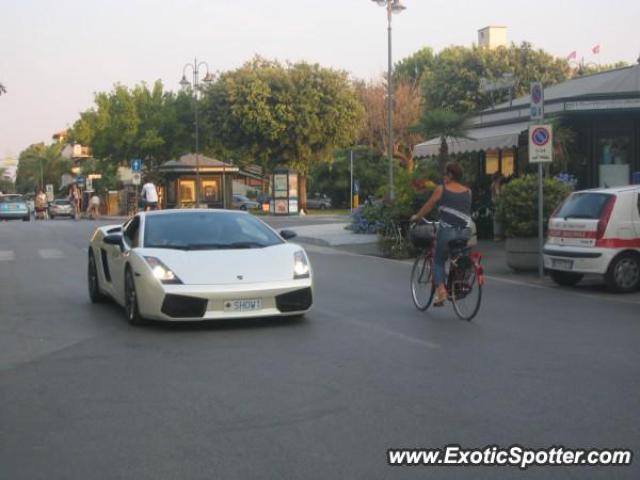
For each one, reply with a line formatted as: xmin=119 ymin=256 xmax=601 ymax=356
xmin=414 ymin=64 xmax=640 ymax=190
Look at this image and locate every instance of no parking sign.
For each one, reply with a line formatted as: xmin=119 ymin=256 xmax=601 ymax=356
xmin=528 ymin=124 xmax=553 ymax=163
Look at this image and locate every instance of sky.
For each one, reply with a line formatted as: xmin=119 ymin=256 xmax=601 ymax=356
xmin=1 ymin=0 xmax=639 ymax=160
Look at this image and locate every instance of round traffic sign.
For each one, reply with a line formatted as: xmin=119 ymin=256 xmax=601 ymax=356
xmin=531 ymin=127 xmax=550 ymax=146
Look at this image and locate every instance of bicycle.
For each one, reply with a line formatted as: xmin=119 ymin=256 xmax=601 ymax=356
xmin=409 ymin=219 xmax=484 ymax=321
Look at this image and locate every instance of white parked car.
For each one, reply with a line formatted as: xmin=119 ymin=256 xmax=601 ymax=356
xmin=544 ymin=185 xmax=640 ymax=292
xmin=88 ymin=209 xmax=313 ymax=325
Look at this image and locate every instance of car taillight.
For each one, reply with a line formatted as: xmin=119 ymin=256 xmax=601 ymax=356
xmin=595 ymin=196 xmax=616 ymax=245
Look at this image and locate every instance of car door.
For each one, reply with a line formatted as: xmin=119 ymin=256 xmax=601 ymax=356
xmin=110 ymin=215 xmax=141 ymax=305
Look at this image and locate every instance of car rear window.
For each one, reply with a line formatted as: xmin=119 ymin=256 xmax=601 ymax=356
xmin=555 ymin=192 xmax=613 ymax=220
xmin=0 ymin=195 xmax=24 ymax=203
xmin=54 ymin=200 xmax=71 ymax=205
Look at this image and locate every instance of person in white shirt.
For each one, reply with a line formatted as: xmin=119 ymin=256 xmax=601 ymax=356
xmin=141 ymin=180 xmax=159 ymax=211
xmin=87 ymin=193 xmax=101 ymax=219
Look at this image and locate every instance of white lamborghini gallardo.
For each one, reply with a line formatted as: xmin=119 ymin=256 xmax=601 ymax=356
xmin=87 ymin=209 xmax=313 ymax=325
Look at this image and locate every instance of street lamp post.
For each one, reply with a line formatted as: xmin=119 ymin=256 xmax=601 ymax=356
xmin=371 ymin=0 xmax=405 ymax=201
xmin=180 ymin=58 xmax=214 ymax=206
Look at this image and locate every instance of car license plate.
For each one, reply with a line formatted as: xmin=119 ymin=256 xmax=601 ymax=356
xmin=552 ymin=259 xmax=573 ymax=270
xmin=224 ymin=299 xmax=262 ymax=312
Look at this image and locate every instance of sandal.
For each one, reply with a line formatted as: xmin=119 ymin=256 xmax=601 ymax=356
xmin=433 ymin=289 xmax=448 ymax=307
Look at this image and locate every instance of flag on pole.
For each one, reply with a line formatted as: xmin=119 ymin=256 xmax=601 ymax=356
xmin=592 ymin=44 xmax=601 ymax=55
xmin=567 ymin=51 xmax=577 ymax=60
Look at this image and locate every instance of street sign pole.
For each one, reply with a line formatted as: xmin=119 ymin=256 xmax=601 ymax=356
xmin=538 ymin=161 xmax=543 ymax=278
xmin=350 ymin=150 xmax=354 ymax=213
xmin=529 ymin=82 xmax=546 ymax=279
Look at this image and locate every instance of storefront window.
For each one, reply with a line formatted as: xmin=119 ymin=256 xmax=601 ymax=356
xmin=485 ymin=150 xmax=499 ymax=175
xmin=179 ymin=179 xmax=196 ymax=206
xmin=501 ymin=149 xmax=515 ymax=177
xmin=202 ymin=179 xmax=220 ymax=203
xmin=597 ymin=134 xmax=630 ymax=187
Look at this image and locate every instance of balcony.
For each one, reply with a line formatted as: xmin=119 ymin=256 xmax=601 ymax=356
xmin=72 ymin=145 xmax=91 ymax=158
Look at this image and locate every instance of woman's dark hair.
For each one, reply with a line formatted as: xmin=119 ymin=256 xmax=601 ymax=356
xmin=445 ymin=162 xmax=464 ymax=182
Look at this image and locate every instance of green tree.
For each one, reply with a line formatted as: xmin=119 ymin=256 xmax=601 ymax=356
xmin=421 ymin=42 xmax=571 ymax=113
xmin=201 ymin=57 xmax=364 ymax=206
xmin=394 ymin=47 xmax=435 ymax=85
xmin=70 ymin=81 xmax=194 ymax=177
xmin=0 ymin=168 xmax=16 ymax=193
xmin=413 ymin=108 xmax=473 ymax=171
xmin=15 ymin=143 xmax=71 ymax=193
xmin=308 ymin=147 xmax=388 ymax=208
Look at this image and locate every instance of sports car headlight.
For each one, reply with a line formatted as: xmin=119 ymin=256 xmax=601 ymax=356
xmin=144 ymin=256 xmax=183 ymax=284
xmin=293 ymin=250 xmax=310 ymax=279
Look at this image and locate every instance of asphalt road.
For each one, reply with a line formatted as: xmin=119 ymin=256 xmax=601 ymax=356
xmin=0 ymin=218 xmax=638 ymax=480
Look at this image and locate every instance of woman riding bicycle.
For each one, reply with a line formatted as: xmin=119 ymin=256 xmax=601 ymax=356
xmin=411 ymin=162 xmax=472 ymax=306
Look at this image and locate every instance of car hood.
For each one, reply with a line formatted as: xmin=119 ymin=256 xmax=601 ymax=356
xmin=137 ymin=243 xmax=304 ymax=285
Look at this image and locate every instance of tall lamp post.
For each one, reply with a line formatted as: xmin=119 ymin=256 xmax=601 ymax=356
xmin=180 ymin=58 xmax=214 ymax=206
xmin=371 ymin=0 xmax=405 ymax=201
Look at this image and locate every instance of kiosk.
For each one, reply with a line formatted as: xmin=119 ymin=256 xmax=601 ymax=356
xmin=271 ymin=168 xmax=299 ymax=215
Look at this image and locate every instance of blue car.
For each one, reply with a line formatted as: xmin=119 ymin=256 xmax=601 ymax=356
xmin=0 ymin=194 xmax=31 ymax=221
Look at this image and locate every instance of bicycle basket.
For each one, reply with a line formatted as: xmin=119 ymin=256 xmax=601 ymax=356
xmin=410 ymin=223 xmax=436 ymax=249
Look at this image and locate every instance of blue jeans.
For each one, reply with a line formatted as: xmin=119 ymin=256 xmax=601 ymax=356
xmin=434 ymin=225 xmax=471 ymax=286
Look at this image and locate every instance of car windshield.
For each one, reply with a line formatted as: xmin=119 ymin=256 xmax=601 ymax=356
xmin=54 ymin=200 xmax=70 ymax=205
xmin=144 ymin=212 xmax=283 ymax=250
xmin=0 ymin=195 xmax=24 ymax=203
xmin=555 ymin=192 xmax=613 ymax=220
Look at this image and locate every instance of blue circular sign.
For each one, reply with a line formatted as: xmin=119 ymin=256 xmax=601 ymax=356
xmin=532 ymin=127 xmax=550 ymax=146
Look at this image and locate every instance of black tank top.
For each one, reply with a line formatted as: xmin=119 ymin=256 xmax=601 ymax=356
xmin=439 ymin=186 xmax=472 ymax=228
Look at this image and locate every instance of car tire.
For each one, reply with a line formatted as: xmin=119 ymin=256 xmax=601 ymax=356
xmin=240 ymin=205 xmax=247 ymax=211
xmin=50 ymin=214 xmax=55 ymax=219
xmin=124 ymin=268 xmax=145 ymax=326
xmin=320 ymin=204 xmax=327 ymax=210
xmin=88 ymin=252 xmax=107 ymax=303
xmin=23 ymin=215 xmax=30 ymax=222
xmin=549 ymin=270 xmax=583 ymax=287
xmin=605 ymin=252 xmax=640 ymax=293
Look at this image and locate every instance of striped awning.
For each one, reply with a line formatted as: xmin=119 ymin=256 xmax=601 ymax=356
xmin=414 ymin=121 xmax=529 ymax=158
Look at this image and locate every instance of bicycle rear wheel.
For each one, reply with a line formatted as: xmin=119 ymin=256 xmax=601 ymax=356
xmin=450 ymin=260 xmax=482 ymax=321
xmin=411 ymin=253 xmax=435 ymax=311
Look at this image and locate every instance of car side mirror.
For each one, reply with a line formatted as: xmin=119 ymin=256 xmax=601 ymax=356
xmin=104 ymin=233 xmax=123 ymax=249
xmin=280 ymin=229 xmax=297 ymax=240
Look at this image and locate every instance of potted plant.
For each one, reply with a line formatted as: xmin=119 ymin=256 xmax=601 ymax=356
xmin=496 ymin=175 xmax=571 ymax=271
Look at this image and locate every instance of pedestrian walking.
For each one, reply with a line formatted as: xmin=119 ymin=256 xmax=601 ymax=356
xmin=87 ymin=193 xmax=101 ymax=219
xmin=35 ymin=189 xmax=48 ymax=220
xmin=141 ymin=178 xmax=159 ymax=211
xmin=69 ymin=184 xmax=81 ymax=220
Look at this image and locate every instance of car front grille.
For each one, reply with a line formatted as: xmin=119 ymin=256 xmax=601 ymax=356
xmin=275 ymin=288 xmax=313 ymax=313
xmin=161 ymin=294 xmax=208 ymax=318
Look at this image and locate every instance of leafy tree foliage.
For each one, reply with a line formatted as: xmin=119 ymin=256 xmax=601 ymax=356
xmin=355 ymin=79 xmax=423 ymax=171
xmin=394 ymin=47 xmax=435 ymax=85
xmin=70 ymin=81 xmax=194 ymax=176
xmin=15 ymin=143 xmax=71 ymax=193
xmin=308 ymin=147 xmax=388 ymax=208
xmin=201 ymin=57 xmax=363 ymax=205
xmin=421 ymin=42 xmax=571 ymax=113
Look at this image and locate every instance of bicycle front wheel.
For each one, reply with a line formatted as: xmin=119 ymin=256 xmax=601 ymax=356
xmin=451 ymin=261 xmax=482 ymax=321
xmin=411 ymin=253 xmax=435 ymax=311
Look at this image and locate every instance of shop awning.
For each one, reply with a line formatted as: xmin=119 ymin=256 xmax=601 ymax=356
xmin=413 ymin=121 xmax=529 ymax=158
